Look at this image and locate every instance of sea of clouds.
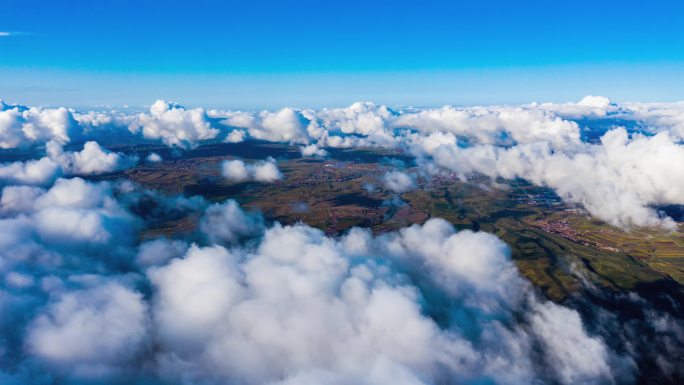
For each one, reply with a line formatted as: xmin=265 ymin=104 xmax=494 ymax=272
xmin=3 ymin=95 xmax=683 ymax=228
xmin=1 ymin=96 xmax=683 ymax=384
xmin=0 ymin=177 xmax=657 ymax=384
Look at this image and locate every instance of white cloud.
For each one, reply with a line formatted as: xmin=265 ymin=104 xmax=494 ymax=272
xmin=537 ymin=95 xmax=615 ymax=118
xmin=199 ymin=200 xmax=263 ymax=244
xmin=130 ymin=100 xmax=220 ymax=148
xmin=26 ymin=282 xmax=149 ymax=377
xmin=5 ymin=271 xmax=34 ymax=289
xmin=146 ymin=152 xmax=163 ymax=163
xmin=395 ymin=105 xmax=582 ymax=148
xmin=225 ymin=129 xmax=246 ymax=143
xmin=300 ymin=144 xmax=328 ymax=157
xmin=46 ymin=140 xmax=137 ymax=175
xmin=221 ymin=158 xmax=282 ymax=183
xmin=144 ymin=218 xmax=625 ymax=384
xmin=425 ymin=128 xmax=684 ymax=229
xmin=0 ymin=97 xmax=681 ymax=384
xmin=0 ymin=178 xmax=137 ymax=265
xmin=0 ymin=185 xmax=44 ymax=214
xmin=3 ymin=96 xmax=684 ymax=229
xmin=223 ymin=108 xmax=310 ymax=144
xmin=0 ymin=178 xmax=146 ymax=382
xmin=221 ymin=159 xmax=250 ymax=181
xmin=256 ymin=97 xmax=680 ymax=228
xmin=0 ymin=141 xmax=136 ymax=186
xmin=252 ymin=159 xmax=282 ymax=182
xmin=34 ymin=177 xmax=112 ymax=210
xmin=578 ymin=95 xmax=612 ymax=109
xmin=0 ymin=157 xmax=61 ymax=186
xmin=530 ymin=301 xmax=613 ymax=384
xmin=33 ymin=181 xmax=134 ymax=249
xmin=0 ymin=101 xmax=76 ymax=149
xmin=206 ymin=97 xmax=684 ymax=229
xmin=5 ymin=94 xmax=667 ymax=231
xmin=314 ymin=102 xmax=398 ymax=147
xmin=0 ymin=176 xmax=672 ymax=385
xmin=382 ymin=170 xmax=416 ymax=194
xmin=148 ymin=244 xmax=244 ymax=351
xmin=135 ymin=238 xmax=188 ymax=268
xmin=1 ymin=185 xmax=44 ymax=206
xmin=618 ymin=101 xmax=684 ymax=139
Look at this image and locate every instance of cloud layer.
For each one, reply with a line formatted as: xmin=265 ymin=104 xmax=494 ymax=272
xmin=2 ymin=96 xmax=684 ymax=384
xmin=5 ymin=96 xmax=679 ymax=228
xmin=0 ymin=168 xmax=680 ymax=384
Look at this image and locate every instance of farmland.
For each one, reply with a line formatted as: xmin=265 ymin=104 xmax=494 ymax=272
xmin=101 ymin=141 xmax=684 ymax=301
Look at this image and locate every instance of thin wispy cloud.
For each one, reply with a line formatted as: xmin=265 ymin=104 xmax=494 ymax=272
xmin=0 ymin=31 xmax=32 ymax=37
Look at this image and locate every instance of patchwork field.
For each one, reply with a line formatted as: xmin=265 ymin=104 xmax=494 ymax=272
xmin=99 ymin=141 xmax=684 ymax=301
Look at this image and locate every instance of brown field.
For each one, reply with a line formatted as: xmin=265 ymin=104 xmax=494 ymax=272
xmin=96 ymin=142 xmax=684 ymax=301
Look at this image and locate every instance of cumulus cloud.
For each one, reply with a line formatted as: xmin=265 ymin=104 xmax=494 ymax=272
xmin=4 ymin=95 xmax=684 ymax=228
xmin=530 ymin=301 xmax=613 ymax=384
xmin=395 ymin=104 xmax=582 ymax=148
xmin=0 ymin=185 xmax=45 ymax=214
xmin=26 ymin=281 xmax=149 ymax=378
xmin=536 ymin=95 xmax=615 ymax=119
xmin=314 ymin=102 xmax=398 ymax=147
xmin=0 ymin=177 xmax=138 ymax=274
xmin=424 ymin=128 xmax=684 ymax=229
xmin=141 ymin=217 xmax=631 ymax=385
xmin=382 ymin=170 xmax=416 ymax=194
xmin=32 ymin=178 xmax=137 ymax=251
xmin=300 ymin=143 xmax=328 ymax=157
xmin=0 ymin=173 xmax=679 ymax=385
xmin=215 ymin=100 xmax=584 ymax=150
xmin=221 ymin=158 xmax=282 ymax=183
xmin=0 ymin=176 xmax=148 ymax=381
xmin=146 ymin=152 xmax=163 ymax=163
xmin=0 ymin=140 xmax=136 ymax=186
xmin=0 ymin=157 xmax=61 ymax=186
xmin=0 ymin=96 xmax=681 ymax=385
xmin=1 ymin=95 xmax=672 ymax=229
xmin=225 ymin=129 xmax=246 ymax=143
xmin=578 ymin=95 xmax=612 ymax=109
xmin=0 ymin=101 xmax=76 ymax=149
xmin=223 ymin=108 xmax=311 ymax=144
xmin=209 ymin=96 xmax=684 ymax=228
xmin=221 ymin=159 xmax=250 ymax=181
xmin=617 ymin=101 xmax=684 ymax=139
xmin=135 ymin=238 xmax=189 ymax=268
xmin=199 ymin=199 xmax=264 ymax=244
xmin=130 ymin=100 xmax=220 ymax=148
xmin=46 ymin=140 xmax=137 ymax=175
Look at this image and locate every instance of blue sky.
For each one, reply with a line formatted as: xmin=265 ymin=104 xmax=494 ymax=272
xmin=1 ymin=0 xmax=684 ymax=108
